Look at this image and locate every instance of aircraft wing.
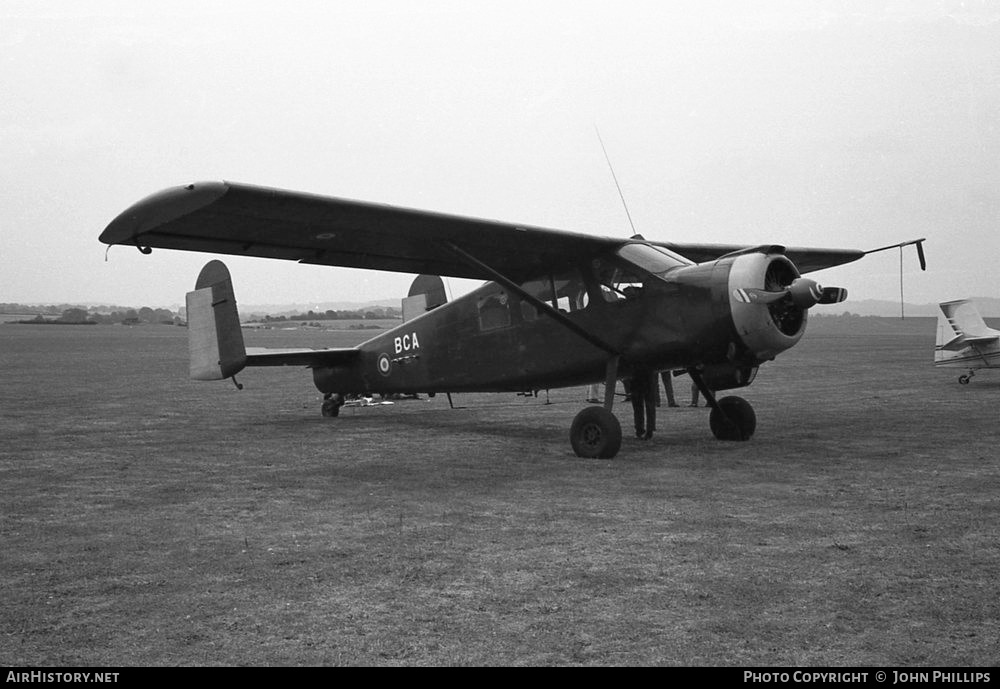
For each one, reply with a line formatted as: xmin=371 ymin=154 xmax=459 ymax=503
xmin=245 ymin=346 xmax=360 ymax=368
xmin=100 ymin=181 xmax=620 ymax=283
xmin=101 ymin=181 xmax=883 ymax=280
xmin=652 ymin=242 xmax=865 ymax=273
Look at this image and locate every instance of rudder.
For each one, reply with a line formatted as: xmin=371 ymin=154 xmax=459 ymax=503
xmin=186 ymin=260 xmax=247 ymax=380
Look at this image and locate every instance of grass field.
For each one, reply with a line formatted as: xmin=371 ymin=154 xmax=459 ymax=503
xmin=1 ymin=317 xmax=998 ymax=666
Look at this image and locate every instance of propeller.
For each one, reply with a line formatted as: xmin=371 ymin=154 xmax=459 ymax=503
xmin=734 ymin=278 xmax=847 ymax=308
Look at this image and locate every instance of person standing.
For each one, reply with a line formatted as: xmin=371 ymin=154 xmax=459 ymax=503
xmin=660 ymin=370 xmax=679 ymax=407
xmin=629 ymin=368 xmax=657 ymax=439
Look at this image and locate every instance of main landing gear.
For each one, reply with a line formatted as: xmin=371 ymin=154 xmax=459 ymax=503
xmin=568 ymin=363 xmax=758 ymax=459
xmin=570 ymin=406 xmax=622 ymax=459
xmin=571 ymin=355 xmax=624 ymax=459
xmin=691 ymin=370 xmax=756 ymax=441
xmin=958 ymin=370 xmax=975 ymax=385
xmin=708 ymin=395 xmax=756 ymax=441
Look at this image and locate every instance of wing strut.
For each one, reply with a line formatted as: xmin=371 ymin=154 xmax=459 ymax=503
xmin=443 ymin=241 xmax=621 ymax=357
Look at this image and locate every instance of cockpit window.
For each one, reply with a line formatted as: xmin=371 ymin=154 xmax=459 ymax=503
xmin=591 ymin=244 xmax=691 ymax=302
xmin=616 ymin=243 xmax=692 ymax=278
xmin=593 ymin=257 xmax=646 ymax=301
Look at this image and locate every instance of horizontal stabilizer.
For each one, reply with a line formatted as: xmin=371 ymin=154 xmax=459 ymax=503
xmin=936 ymin=334 xmax=966 ymax=352
xmin=936 ymin=333 xmax=999 ymax=352
xmin=245 ymin=347 xmax=360 ymax=367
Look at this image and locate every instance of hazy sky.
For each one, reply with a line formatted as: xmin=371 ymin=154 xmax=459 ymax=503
xmin=3 ymin=0 xmax=998 ymax=309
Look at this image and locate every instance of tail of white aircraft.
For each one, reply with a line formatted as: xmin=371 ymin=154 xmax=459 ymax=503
xmin=935 ymin=298 xmax=1000 ymax=370
xmin=185 ymin=260 xmax=247 ymax=380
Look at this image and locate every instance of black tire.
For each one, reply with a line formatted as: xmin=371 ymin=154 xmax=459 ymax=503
xmin=570 ymin=406 xmax=622 ymax=459
xmin=321 ymin=399 xmax=341 ymax=417
xmin=709 ymin=396 xmax=756 ymax=441
xmin=959 ymin=375 xmax=971 ymax=385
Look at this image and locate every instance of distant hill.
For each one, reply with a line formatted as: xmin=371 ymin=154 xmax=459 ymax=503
xmin=240 ymin=299 xmax=399 ymax=315
xmin=823 ymin=298 xmax=1000 ymax=318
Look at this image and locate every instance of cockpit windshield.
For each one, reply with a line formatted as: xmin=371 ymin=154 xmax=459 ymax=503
xmin=616 ymin=243 xmax=693 ymax=278
xmin=591 ymin=243 xmax=693 ymax=303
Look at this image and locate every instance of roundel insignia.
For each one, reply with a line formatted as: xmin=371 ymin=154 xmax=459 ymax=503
xmin=377 ymin=353 xmax=392 ymax=376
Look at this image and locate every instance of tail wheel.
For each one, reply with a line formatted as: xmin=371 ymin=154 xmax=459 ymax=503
xmin=570 ymin=406 xmax=622 ymax=459
xmin=709 ymin=396 xmax=756 ymax=441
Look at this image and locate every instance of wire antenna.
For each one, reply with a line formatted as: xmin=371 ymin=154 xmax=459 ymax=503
xmin=595 ymin=126 xmax=639 ymax=237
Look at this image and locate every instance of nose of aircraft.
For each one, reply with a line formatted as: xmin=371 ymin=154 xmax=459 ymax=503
xmin=726 ymin=252 xmax=847 ymax=363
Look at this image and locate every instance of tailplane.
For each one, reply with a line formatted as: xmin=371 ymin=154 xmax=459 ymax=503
xmin=186 ymin=260 xmax=247 ymax=380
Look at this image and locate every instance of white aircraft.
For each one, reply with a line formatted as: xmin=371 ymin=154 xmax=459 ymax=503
xmin=934 ymin=299 xmax=1000 ymax=383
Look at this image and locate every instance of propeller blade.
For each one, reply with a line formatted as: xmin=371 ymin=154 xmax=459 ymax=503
xmin=818 ymin=286 xmax=848 ymax=304
xmin=733 ymin=288 xmax=788 ymax=305
xmin=735 ymin=279 xmax=843 ymax=308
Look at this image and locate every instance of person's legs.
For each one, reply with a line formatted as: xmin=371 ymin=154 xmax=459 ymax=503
xmin=630 ymin=393 xmax=645 ymax=437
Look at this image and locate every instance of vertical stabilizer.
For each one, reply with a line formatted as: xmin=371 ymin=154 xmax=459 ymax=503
xmin=402 ymin=274 xmax=447 ymax=322
xmin=402 ymin=293 xmax=428 ymax=322
xmin=939 ymin=299 xmax=992 ymax=339
xmin=186 ymin=260 xmax=247 ymax=380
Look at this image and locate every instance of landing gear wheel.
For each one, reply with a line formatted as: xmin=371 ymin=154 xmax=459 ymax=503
xmin=959 ymin=374 xmax=971 ymax=385
xmin=321 ymin=394 xmax=343 ymax=417
xmin=570 ymin=406 xmax=622 ymax=459
xmin=709 ymin=396 xmax=756 ymax=441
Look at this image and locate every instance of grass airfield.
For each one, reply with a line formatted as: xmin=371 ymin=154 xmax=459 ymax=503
xmin=1 ymin=316 xmax=997 ymax=666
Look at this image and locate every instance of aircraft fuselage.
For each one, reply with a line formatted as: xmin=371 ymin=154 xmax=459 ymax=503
xmin=312 ymin=247 xmax=801 ymax=396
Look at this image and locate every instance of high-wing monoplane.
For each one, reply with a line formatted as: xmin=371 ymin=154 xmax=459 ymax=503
xmin=100 ymin=181 xmax=925 ymax=458
xmin=935 ymin=299 xmax=1000 ymax=384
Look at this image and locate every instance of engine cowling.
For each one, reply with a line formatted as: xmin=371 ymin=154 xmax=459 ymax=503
xmin=727 ymin=252 xmax=815 ymax=362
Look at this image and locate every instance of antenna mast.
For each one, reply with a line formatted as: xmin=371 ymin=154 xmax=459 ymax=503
xmin=595 ymin=126 xmax=639 ymax=236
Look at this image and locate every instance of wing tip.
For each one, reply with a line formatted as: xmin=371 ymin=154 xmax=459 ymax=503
xmin=99 ymin=181 xmax=231 ymax=246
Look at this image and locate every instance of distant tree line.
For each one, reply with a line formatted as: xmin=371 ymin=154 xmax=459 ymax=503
xmin=257 ymin=306 xmax=401 ymax=322
xmin=3 ymin=302 xmax=401 ymax=326
xmin=3 ymin=303 xmax=181 ymax=325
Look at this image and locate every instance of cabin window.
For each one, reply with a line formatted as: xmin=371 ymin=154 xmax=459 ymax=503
xmin=517 ymin=269 xmax=588 ymax=319
xmin=478 ymin=290 xmax=511 ymax=330
xmin=517 ymin=277 xmax=550 ymax=321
